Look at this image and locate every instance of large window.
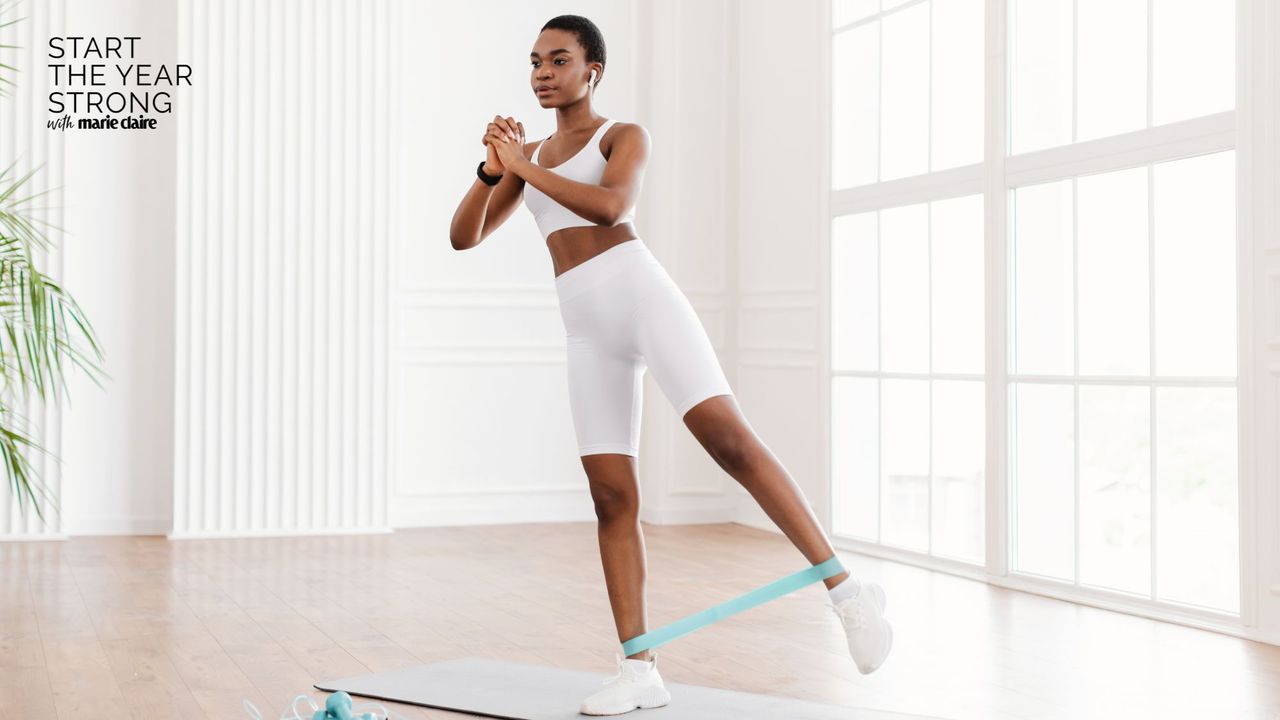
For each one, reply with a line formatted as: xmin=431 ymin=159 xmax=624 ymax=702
xmin=831 ymin=196 xmax=987 ymax=565
xmin=829 ymin=0 xmax=1239 ymax=620
xmin=1010 ymin=154 xmax=1238 ymax=613
xmin=832 ymin=0 xmax=983 ymax=186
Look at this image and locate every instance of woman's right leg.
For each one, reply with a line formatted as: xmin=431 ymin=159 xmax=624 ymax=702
xmin=556 ymin=245 xmax=659 ymax=665
xmin=581 ymin=452 xmax=653 ymax=662
xmin=563 ymin=335 xmax=652 ymax=662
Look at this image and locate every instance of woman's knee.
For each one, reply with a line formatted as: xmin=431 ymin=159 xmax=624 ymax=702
xmin=587 ymin=478 xmax=639 ymax=523
xmin=697 ymin=425 xmax=755 ymax=474
xmin=682 ymin=396 xmax=754 ymax=473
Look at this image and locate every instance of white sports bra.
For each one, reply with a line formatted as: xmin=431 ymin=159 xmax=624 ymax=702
xmin=522 ymin=118 xmax=636 ymax=240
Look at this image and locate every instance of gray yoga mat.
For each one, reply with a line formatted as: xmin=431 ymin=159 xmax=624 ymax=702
xmin=315 ymin=657 xmax=950 ymax=720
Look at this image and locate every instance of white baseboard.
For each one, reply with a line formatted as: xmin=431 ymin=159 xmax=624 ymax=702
xmin=390 ymin=490 xmax=739 ymax=528
xmin=69 ymin=514 xmax=172 ymax=536
xmin=0 ymin=533 xmax=70 ymax=542
xmin=640 ymin=502 xmax=736 ymax=525
xmin=169 ymin=525 xmax=395 ymax=539
xmin=391 ymin=489 xmax=597 ymax=528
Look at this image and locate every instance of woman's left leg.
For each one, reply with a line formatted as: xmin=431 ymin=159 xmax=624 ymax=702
xmin=634 ymin=268 xmax=893 ymax=673
xmin=632 ymin=270 xmax=850 ymax=589
xmin=679 ymin=394 xmax=850 ymax=590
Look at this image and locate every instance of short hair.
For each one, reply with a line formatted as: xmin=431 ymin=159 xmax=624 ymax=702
xmin=541 ymin=15 xmax=607 ymax=87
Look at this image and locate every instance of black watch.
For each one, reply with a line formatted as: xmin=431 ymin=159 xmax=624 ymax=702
xmin=477 ymin=161 xmax=503 ymax=186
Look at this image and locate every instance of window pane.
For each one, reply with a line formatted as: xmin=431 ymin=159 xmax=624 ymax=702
xmin=1154 ymin=151 xmax=1236 ymax=378
xmin=1011 ymin=180 xmax=1074 ymax=375
xmin=1079 ymin=385 xmax=1150 ymax=596
xmin=833 ymin=377 xmax=880 ymax=541
xmin=1012 ymin=382 xmax=1075 ymax=580
xmin=1153 ymin=0 xmax=1234 ymax=124
xmin=1078 ymin=167 xmax=1149 ymax=376
xmin=931 ymin=194 xmax=985 ymax=375
xmin=881 ymin=379 xmax=930 ymax=551
xmin=1077 ymin=0 xmax=1147 ymax=142
xmin=881 ymin=1 xmax=929 ymax=179
xmin=931 ymin=0 xmax=983 ymax=170
xmin=833 ymin=0 xmax=879 ymax=27
xmin=832 ymin=213 xmax=880 ymax=371
xmin=1009 ymin=0 xmax=1073 ymax=154
xmin=881 ymin=204 xmax=930 ymax=372
xmin=832 ymin=23 xmax=880 ymax=189
xmin=1156 ymin=386 xmax=1239 ymax=613
xmin=932 ymin=379 xmax=985 ymax=563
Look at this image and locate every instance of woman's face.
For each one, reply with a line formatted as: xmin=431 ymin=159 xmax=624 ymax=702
xmin=530 ymin=29 xmax=595 ymax=107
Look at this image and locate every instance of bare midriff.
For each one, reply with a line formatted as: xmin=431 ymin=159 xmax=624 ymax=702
xmin=548 ymin=221 xmax=640 ymax=278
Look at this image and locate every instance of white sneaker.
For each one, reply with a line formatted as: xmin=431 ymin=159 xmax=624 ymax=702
xmin=578 ymin=651 xmax=672 ymax=716
xmin=828 ymin=582 xmax=892 ymax=674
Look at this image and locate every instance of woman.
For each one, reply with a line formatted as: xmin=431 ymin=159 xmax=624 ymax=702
xmin=448 ymin=15 xmax=892 ymax=716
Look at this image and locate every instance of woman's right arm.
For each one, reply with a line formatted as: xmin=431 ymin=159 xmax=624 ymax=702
xmin=449 ymin=162 xmax=525 ymax=250
xmin=450 ymin=119 xmax=528 ymax=250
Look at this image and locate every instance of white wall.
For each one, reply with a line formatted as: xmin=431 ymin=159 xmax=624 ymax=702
xmin=633 ymin=0 xmax=747 ymax=525
xmin=392 ymin=0 xmax=744 ymax=528
xmin=0 ymin=0 xmax=177 ymax=538
xmin=730 ymin=0 xmax=832 ymax=533
xmin=64 ymin=0 xmax=179 ymax=536
xmin=392 ymin=1 xmax=637 ymax=528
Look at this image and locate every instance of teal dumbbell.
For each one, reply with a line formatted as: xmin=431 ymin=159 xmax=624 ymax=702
xmin=312 ymin=691 xmax=377 ymax=720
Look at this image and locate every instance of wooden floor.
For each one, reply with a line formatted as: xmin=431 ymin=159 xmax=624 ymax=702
xmin=1 ymin=522 xmax=1276 ymax=719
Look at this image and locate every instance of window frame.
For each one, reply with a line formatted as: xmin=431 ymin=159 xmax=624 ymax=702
xmin=820 ymin=0 xmax=1260 ymax=643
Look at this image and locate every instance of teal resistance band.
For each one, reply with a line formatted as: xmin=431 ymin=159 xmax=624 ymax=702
xmin=620 ymin=555 xmax=846 ymax=656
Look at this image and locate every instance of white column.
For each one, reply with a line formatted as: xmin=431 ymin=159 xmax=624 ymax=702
xmin=1239 ymin=0 xmax=1280 ymax=642
xmin=172 ymin=0 xmax=399 ymax=537
xmin=0 ymin=0 xmax=66 ymax=539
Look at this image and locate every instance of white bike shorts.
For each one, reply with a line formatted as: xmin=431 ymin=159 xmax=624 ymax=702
xmin=555 ymin=238 xmax=734 ymax=457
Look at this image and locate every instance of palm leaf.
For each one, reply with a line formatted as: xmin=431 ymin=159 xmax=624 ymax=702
xmin=0 ymin=166 xmax=107 ymax=526
xmin=0 ymin=3 xmax=108 ymax=524
xmin=0 ymin=0 xmax=23 ymax=100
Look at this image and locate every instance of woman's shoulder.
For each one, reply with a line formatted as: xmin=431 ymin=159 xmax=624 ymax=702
xmin=603 ymin=121 xmax=650 ymax=151
xmin=607 ymin=120 xmax=648 ymax=137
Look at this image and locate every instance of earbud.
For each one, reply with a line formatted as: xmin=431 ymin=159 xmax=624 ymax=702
xmin=589 ymin=69 xmax=597 ymax=87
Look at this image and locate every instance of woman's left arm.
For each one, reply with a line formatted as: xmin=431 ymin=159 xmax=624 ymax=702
xmin=493 ymin=123 xmax=650 ymax=227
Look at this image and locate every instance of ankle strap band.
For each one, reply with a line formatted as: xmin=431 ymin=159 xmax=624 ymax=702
xmin=620 ymin=555 xmax=847 ymax=656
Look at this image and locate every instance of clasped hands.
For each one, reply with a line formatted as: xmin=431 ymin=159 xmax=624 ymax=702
xmin=482 ymin=115 xmax=528 ymax=176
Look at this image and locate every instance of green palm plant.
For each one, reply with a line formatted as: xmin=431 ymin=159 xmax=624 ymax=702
xmin=0 ymin=1 xmax=108 ymax=527
xmin=0 ymin=0 xmax=16 ymax=100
